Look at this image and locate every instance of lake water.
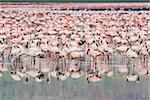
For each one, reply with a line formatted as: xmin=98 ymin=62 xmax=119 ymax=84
xmin=0 ymin=71 xmax=149 ymax=100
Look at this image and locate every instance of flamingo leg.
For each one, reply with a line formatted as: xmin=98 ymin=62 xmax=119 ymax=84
xmin=64 ymin=58 xmax=66 ymax=71
xmin=127 ymin=59 xmax=130 ymax=75
xmin=33 ymin=56 xmax=36 ymax=69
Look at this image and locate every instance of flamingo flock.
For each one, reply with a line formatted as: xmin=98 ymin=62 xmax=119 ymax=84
xmin=0 ymin=9 xmax=150 ymax=83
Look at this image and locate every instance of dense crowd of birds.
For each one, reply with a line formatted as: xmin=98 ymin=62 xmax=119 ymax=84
xmin=0 ymin=9 xmax=150 ymax=83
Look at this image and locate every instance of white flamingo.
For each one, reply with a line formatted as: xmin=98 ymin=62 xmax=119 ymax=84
xmin=137 ymin=56 xmax=148 ymax=76
xmin=10 ymin=70 xmax=22 ymax=81
xmin=125 ymin=61 xmax=140 ymax=83
xmin=87 ymin=73 xmax=101 ymax=83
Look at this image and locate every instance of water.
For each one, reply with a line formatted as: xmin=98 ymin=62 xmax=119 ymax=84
xmin=0 ymin=55 xmax=149 ymax=100
xmin=0 ymin=71 xmax=149 ymax=100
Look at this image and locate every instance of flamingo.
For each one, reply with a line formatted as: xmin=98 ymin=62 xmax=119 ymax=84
xmin=0 ymin=9 xmax=149 ymax=83
xmin=136 ymin=55 xmax=149 ymax=76
xmin=10 ymin=70 xmax=22 ymax=81
xmin=126 ymin=74 xmax=139 ymax=83
xmin=54 ymin=53 xmax=69 ymax=81
xmin=125 ymin=60 xmax=140 ymax=83
xmin=26 ymin=70 xmax=40 ymax=78
xmin=87 ymin=73 xmax=101 ymax=83
xmin=16 ymin=69 xmax=26 ymax=78
xmin=117 ymin=45 xmax=128 ymax=52
xmin=26 ymin=45 xmax=45 ymax=66
xmin=69 ymin=59 xmax=84 ymax=79
xmin=0 ymin=43 xmax=9 ymax=61
xmin=35 ymin=72 xmax=45 ymax=82
xmin=125 ymin=49 xmax=138 ymax=58
xmin=9 ymin=45 xmax=21 ymax=67
xmin=54 ymin=55 xmax=69 ymax=81
xmin=70 ymin=69 xmax=84 ymax=79
xmin=56 ymin=71 xmax=68 ymax=81
xmin=146 ymin=40 xmax=150 ymax=47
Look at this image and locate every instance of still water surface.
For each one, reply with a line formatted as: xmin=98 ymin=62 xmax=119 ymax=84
xmin=0 ymin=71 xmax=149 ymax=100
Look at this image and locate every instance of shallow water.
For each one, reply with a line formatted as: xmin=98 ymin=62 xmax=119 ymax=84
xmin=0 ymin=51 xmax=150 ymax=100
xmin=0 ymin=71 xmax=149 ymax=100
